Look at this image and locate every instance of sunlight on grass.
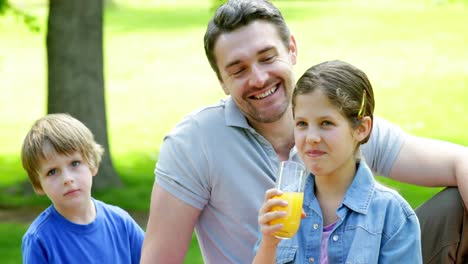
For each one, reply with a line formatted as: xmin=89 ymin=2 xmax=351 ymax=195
xmin=0 ymin=1 xmax=466 ymax=262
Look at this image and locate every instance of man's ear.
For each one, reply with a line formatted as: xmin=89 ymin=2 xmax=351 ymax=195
xmin=355 ymin=116 xmax=372 ymax=142
xmin=289 ymin=34 xmax=298 ymax=65
xmin=220 ymin=80 xmax=230 ymax=95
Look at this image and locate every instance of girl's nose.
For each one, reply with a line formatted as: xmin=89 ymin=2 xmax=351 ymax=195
xmin=305 ymin=129 xmax=320 ymax=144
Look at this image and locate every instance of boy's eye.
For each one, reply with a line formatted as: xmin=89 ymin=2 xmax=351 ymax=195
xmin=71 ymin=161 xmax=81 ymax=167
xmin=47 ymin=169 xmax=56 ymax=176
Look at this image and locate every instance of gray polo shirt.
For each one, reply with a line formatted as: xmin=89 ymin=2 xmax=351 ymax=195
xmin=155 ymin=96 xmax=405 ymax=263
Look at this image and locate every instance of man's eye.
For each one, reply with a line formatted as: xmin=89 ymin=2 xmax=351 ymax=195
xmin=230 ymin=68 xmax=245 ymax=76
xmin=261 ymin=56 xmax=275 ymax=62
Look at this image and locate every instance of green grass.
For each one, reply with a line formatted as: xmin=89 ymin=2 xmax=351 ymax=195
xmin=0 ymin=223 xmax=28 ymax=264
xmin=0 ymin=0 xmax=467 ymax=263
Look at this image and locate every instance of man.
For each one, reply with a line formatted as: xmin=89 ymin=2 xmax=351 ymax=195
xmin=141 ymin=1 xmax=468 ymax=263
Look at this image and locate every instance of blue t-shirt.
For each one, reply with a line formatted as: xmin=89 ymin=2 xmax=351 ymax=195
xmin=22 ymin=199 xmax=144 ymax=264
xmin=266 ymin=162 xmax=422 ymax=263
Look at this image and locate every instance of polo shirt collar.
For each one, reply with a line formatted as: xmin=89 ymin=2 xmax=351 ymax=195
xmin=225 ymin=96 xmax=251 ymax=129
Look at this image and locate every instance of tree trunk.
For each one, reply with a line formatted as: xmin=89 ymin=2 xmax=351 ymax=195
xmin=46 ymin=0 xmax=122 ymax=190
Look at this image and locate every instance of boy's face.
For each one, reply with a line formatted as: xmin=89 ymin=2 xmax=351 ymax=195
xmin=214 ymin=20 xmax=297 ymax=124
xmin=36 ymin=143 xmax=95 ymax=213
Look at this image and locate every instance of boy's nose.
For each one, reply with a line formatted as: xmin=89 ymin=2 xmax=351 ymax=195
xmin=63 ymin=170 xmax=74 ymax=184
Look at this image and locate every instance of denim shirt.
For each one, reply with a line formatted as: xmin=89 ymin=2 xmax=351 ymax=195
xmin=274 ymin=162 xmax=422 ymax=264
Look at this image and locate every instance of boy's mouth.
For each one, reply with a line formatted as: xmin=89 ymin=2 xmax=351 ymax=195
xmin=64 ymin=189 xmax=79 ymax=196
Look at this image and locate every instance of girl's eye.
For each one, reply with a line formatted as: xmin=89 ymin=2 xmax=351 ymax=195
xmin=47 ymin=169 xmax=56 ymax=176
xmin=321 ymin=120 xmax=333 ymax=126
xmin=295 ymin=121 xmax=307 ymax=127
xmin=71 ymin=161 xmax=81 ymax=167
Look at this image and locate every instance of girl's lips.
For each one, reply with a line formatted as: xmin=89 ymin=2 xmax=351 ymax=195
xmin=305 ymin=150 xmax=326 ymax=157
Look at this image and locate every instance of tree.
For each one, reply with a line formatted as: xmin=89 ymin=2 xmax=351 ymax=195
xmin=0 ymin=0 xmax=7 ymax=14
xmin=47 ymin=0 xmax=122 ymax=190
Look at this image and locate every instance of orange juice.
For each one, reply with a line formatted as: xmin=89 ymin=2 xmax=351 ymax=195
xmin=269 ymin=192 xmax=304 ymax=239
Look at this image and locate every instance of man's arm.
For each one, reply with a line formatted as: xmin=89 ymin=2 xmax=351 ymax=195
xmin=140 ymin=184 xmax=201 ymax=264
xmin=389 ymin=135 xmax=468 ymax=207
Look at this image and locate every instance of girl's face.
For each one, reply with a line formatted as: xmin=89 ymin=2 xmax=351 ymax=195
xmin=293 ymin=89 xmax=364 ymax=178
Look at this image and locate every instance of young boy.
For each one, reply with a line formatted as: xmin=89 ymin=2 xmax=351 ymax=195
xmin=21 ymin=113 xmax=144 ymax=263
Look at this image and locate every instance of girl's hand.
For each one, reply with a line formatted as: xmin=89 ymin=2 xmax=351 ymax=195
xmin=257 ymin=188 xmax=287 ymax=245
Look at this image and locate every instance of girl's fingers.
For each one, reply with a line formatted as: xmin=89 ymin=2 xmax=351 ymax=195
xmin=258 ymin=210 xmax=287 ymax=225
xmin=263 ymin=188 xmax=283 ymax=202
xmin=260 ymin=222 xmax=283 ymax=236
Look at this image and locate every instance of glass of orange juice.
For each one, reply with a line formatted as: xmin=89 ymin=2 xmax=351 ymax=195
xmin=270 ymin=161 xmax=307 ymax=239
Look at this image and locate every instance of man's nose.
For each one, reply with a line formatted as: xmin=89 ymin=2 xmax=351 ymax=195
xmin=248 ymin=64 xmax=268 ymax=88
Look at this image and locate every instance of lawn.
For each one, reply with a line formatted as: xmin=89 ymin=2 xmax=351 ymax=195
xmin=0 ymin=0 xmax=467 ymax=263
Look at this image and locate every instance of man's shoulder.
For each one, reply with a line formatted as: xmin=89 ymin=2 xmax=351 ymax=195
xmin=168 ymin=99 xmax=233 ymax=137
xmin=182 ymin=99 xmax=227 ymax=125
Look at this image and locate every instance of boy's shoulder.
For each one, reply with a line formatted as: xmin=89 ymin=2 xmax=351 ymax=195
xmin=23 ymin=205 xmax=57 ymax=239
xmin=93 ymin=199 xmax=135 ymax=223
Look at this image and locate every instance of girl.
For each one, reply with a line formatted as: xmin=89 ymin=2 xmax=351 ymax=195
xmin=254 ymin=60 xmax=422 ymax=263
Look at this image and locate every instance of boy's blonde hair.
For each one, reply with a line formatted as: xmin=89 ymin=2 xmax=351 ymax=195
xmin=21 ymin=113 xmax=104 ymax=192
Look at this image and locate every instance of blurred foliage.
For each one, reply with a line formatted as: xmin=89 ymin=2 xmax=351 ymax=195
xmin=210 ymin=0 xmax=225 ymax=11
xmin=0 ymin=0 xmax=40 ymax=32
xmin=0 ymin=0 xmax=8 ymax=14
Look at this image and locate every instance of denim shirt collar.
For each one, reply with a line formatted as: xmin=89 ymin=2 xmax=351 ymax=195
xmin=303 ymin=162 xmax=376 ymax=215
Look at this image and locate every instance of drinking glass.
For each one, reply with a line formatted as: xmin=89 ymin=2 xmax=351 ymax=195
xmin=269 ymin=160 xmax=307 ymax=239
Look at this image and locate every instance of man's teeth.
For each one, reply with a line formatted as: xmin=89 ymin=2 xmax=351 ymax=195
xmin=254 ymin=87 xmax=277 ymax=99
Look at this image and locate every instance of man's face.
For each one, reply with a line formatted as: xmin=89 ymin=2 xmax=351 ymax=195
xmin=214 ymin=20 xmax=297 ymax=124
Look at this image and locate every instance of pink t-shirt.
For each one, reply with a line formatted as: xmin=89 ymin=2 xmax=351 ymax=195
xmin=320 ymin=222 xmax=336 ymax=264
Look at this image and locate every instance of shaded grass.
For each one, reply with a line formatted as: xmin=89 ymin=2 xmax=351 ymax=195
xmin=0 ymin=223 xmax=28 ymax=264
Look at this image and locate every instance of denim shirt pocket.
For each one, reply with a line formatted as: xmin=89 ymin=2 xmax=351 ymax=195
xmin=342 ymin=224 xmax=382 ymax=264
xmin=276 ymin=245 xmax=298 ymax=264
